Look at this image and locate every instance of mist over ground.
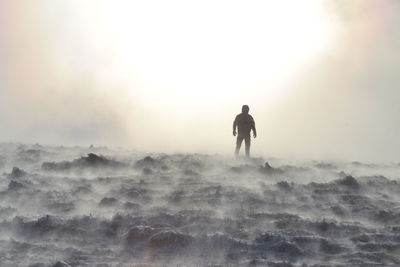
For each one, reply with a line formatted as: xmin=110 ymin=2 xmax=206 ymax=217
xmin=0 ymin=143 xmax=400 ymax=266
xmin=1 ymin=1 xmax=400 ymax=266
xmin=1 ymin=1 xmax=400 ymax=161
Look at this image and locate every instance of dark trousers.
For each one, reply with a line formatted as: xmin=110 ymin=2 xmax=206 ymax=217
xmin=235 ymin=135 xmax=251 ymax=157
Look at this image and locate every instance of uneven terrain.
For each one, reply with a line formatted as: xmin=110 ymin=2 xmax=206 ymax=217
xmin=0 ymin=143 xmax=400 ymax=266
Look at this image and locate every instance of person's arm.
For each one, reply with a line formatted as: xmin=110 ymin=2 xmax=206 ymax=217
xmin=233 ymin=116 xmax=238 ymax=136
xmin=251 ymin=116 xmax=257 ymax=138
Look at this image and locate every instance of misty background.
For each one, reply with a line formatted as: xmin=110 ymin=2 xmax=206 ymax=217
xmin=1 ymin=0 xmax=399 ymax=162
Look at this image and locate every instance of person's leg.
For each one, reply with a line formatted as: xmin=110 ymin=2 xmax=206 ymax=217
xmin=244 ymin=135 xmax=251 ymax=157
xmin=235 ymin=135 xmax=244 ymax=156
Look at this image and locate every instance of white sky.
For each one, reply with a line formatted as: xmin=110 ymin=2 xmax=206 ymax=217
xmin=1 ymin=0 xmax=400 ymax=162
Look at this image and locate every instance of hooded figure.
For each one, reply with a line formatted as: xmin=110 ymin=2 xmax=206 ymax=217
xmin=233 ymin=105 xmax=257 ymax=157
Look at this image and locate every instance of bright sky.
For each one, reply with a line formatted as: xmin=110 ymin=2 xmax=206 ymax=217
xmin=73 ymin=0 xmax=336 ymax=102
xmin=35 ymin=0 xmax=338 ymax=109
xmin=1 ymin=0 xmax=400 ymax=161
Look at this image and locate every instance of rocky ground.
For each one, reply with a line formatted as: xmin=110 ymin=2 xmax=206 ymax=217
xmin=0 ymin=143 xmax=399 ymax=266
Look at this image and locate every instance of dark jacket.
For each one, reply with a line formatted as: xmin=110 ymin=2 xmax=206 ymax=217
xmin=233 ymin=113 xmax=256 ymax=136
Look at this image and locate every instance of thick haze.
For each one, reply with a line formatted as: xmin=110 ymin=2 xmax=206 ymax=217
xmin=1 ymin=0 xmax=399 ymax=162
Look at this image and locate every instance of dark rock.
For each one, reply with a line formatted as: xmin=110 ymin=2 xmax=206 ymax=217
xmin=266 ymin=262 xmax=294 ymax=267
xmin=372 ymin=209 xmax=396 ymax=222
xmin=72 ymin=186 xmax=91 ymax=195
xmin=142 ymin=168 xmax=152 ymax=175
xmin=8 ymin=167 xmax=27 ymax=179
xmin=336 ymin=175 xmax=360 ymax=189
xmin=276 ymin=181 xmax=291 ymax=191
xmin=271 ymin=241 xmax=303 ymax=257
xmin=161 ymin=165 xmax=169 ymax=170
xmin=255 ymin=232 xmax=285 ymax=244
xmin=316 ymin=220 xmax=331 ymax=232
xmin=8 ymin=180 xmax=24 ymax=190
xmin=148 ymin=231 xmax=192 ymax=249
xmin=28 ymin=264 xmax=46 ymax=267
xmin=314 ymin=162 xmax=337 ymax=170
xmin=123 ymin=202 xmax=141 ymax=210
xmin=119 ymin=186 xmax=147 ymax=200
xmin=319 ymin=239 xmax=345 ymax=254
xmin=53 ymin=261 xmax=72 ymax=267
xmin=135 ymin=156 xmax=157 ymax=168
xmin=259 ymin=162 xmax=284 ymax=175
xmin=47 ymin=202 xmax=75 ymax=213
xmin=330 ymin=205 xmax=347 ymax=216
xmin=99 ymin=197 xmax=118 ymax=207
xmin=124 ymin=226 xmax=156 ymax=244
xmin=42 ymin=153 xmax=125 ymax=171
xmin=351 ymin=234 xmax=371 ymax=243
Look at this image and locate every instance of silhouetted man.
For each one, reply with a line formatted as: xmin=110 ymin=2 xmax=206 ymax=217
xmin=233 ymin=105 xmax=257 ymax=157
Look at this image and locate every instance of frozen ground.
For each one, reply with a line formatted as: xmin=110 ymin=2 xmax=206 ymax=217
xmin=0 ymin=143 xmax=400 ymax=266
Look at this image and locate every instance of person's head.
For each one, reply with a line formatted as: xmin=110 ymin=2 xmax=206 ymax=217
xmin=242 ymin=105 xmax=249 ymax=114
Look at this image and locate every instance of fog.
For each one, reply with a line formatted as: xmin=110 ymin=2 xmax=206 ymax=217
xmin=1 ymin=0 xmax=400 ymax=161
xmin=2 ymin=3 xmax=400 ymax=265
xmin=1 ymin=143 xmax=400 ymax=266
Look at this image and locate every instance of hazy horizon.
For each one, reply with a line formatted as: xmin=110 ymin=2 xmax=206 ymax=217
xmin=1 ymin=0 xmax=400 ymax=162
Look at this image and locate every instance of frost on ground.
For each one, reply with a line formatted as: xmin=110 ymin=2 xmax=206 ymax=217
xmin=0 ymin=143 xmax=400 ymax=267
